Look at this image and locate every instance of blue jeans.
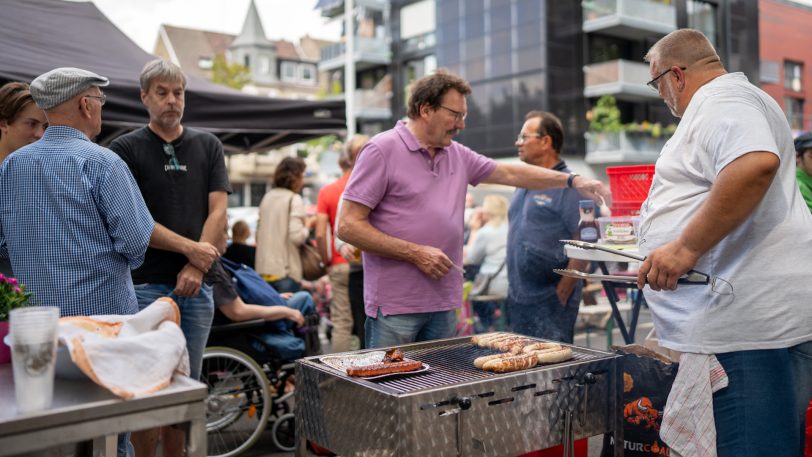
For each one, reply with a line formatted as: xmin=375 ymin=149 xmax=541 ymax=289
xmin=364 ymin=308 xmax=456 ymax=349
xmin=472 ymin=299 xmax=502 ymax=333
xmin=251 ymin=291 xmax=315 ymax=361
xmin=116 ymin=432 xmax=134 ymax=457
xmin=791 ymin=340 xmax=812 ymax=452
xmin=713 ymin=348 xmax=800 ymax=457
xmin=506 ymin=285 xmax=581 ymax=343
xmin=133 ymin=283 xmax=214 ymax=380
xmin=270 ymin=277 xmax=301 ymax=293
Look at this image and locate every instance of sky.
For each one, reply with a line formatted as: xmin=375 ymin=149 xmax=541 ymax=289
xmin=87 ymin=0 xmax=341 ymax=53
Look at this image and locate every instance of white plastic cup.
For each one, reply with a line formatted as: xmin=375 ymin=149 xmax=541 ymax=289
xmin=9 ymin=307 xmax=60 ymax=414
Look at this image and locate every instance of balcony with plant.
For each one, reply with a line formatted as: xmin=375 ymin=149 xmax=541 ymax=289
xmin=585 ymin=95 xmax=676 ymax=164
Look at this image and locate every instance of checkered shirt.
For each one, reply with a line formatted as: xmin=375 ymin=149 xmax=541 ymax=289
xmin=0 ymin=126 xmax=154 ymax=316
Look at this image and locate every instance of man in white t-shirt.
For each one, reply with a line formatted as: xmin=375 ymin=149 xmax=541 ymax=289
xmin=637 ymin=29 xmax=812 ymax=455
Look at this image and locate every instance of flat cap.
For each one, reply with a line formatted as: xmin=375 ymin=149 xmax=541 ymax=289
xmin=30 ymin=67 xmax=109 ymax=110
xmin=795 ymin=131 xmax=812 ymax=154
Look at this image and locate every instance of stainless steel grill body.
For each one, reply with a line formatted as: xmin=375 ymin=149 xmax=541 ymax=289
xmin=295 ymin=336 xmax=623 ymax=457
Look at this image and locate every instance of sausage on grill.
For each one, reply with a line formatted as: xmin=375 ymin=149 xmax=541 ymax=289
xmin=482 ymin=353 xmax=538 ymax=373
xmin=474 ymin=353 xmax=508 ymax=369
xmin=347 ymin=360 xmax=423 ymax=377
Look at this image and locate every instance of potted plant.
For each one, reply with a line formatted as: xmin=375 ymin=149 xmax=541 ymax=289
xmin=0 ymin=273 xmax=32 ymax=363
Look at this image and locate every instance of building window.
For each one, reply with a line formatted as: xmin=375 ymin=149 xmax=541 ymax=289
xmin=243 ymin=55 xmax=251 ymax=69
xmin=260 ymin=56 xmax=271 ymax=75
xmin=300 ymin=65 xmax=315 ymax=83
xmin=785 ymin=61 xmax=803 ymax=92
xmin=228 ymin=183 xmax=245 ymax=207
xmin=687 ymin=1 xmax=717 ymax=47
xmin=250 ymin=182 xmax=267 ymax=207
xmin=281 ymin=61 xmax=297 ymax=82
xmin=785 ymin=97 xmax=804 ymax=131
xmin=198 ymin=57 xmax=213 ymax=70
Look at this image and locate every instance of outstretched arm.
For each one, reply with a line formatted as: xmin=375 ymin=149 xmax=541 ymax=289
xmin=484 ymin=163 xmax=611 ymax=207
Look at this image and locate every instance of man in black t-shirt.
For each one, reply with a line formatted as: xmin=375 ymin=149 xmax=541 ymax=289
xmin=110 ymin=59 xmax=230 ymax=457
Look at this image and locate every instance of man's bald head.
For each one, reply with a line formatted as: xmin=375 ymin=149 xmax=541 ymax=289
xmin=645 ymin=29 xmax=722 ymax=71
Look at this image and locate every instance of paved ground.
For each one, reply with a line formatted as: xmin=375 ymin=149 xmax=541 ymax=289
xmin=240 ymin=296 xmax=653 ymax=457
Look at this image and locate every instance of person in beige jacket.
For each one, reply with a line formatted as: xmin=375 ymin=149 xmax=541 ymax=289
xmin=256 ymin=157 xmax=310 ymax=292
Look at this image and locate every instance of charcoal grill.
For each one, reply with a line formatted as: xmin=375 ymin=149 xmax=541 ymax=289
xmin=295 ymin=335 xmax=623 ymax=457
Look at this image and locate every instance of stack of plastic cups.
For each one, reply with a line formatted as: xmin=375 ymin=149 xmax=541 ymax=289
xmin=9 ymin=306 xmax=60 ymax=414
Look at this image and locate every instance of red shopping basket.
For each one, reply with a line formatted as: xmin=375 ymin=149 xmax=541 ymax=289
xmin=606 ymin=165 xmax=655 ymax=205
xmin=610 ymin=201 xmax=643 ymax=217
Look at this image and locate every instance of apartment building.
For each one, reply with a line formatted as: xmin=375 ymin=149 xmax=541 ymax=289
xmin=759 ymin=0 xmax=812 ymax=135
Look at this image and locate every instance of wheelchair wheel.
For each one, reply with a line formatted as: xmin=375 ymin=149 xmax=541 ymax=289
xmin=270 ymin=412 xmax=296 ymax=452
xmin=202 ymin=347 xmax=271 ymax=457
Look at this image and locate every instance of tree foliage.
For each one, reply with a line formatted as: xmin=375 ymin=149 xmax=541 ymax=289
xmin=211 ymin=55 xmax=251 ymax=90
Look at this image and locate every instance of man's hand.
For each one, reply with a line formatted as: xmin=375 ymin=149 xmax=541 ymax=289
xmin=572 ymin=176 xmax=612 ymax=207
xmin=175 ymin=263 xmax=204 ymax=297
xmin=555 ymin=278 xmax=576 ymax=306
xmin=287 ymin=308 xmax=305 ymax=327
xmin=636 ymin=239 xmax=700 ymax=291
xmin=184 ymin=241 xmax=219 ymax=272
xmin=339 ymin=244 xmax=357 ymax=262
xmin=280 ymin=292 xmax=294 ymax=300
xmin=411 ymin=245 xmax=454 ymax=280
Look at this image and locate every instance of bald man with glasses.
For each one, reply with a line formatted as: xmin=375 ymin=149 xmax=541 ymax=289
xmin=637 ymin=29 xmax=812 ymax=456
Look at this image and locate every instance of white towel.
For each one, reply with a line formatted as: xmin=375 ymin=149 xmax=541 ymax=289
xmin=58 ymin=297 xmax=190 ymax=399
xmin=660 ymin=353 xmax=729 ymax=457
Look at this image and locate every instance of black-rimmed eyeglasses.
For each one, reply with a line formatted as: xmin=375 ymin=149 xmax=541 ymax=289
xmin=646 ymin=67 xmax=687 ymax=91
xmin=439 ymin=105 xmax=467 ymax=122
xmin=84 ymin=94 xmax=106 ymax=106
xmin=163 ymin=143 xmax=181 ymax=168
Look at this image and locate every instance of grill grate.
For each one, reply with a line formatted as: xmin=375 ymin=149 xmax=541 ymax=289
xmin=367 ymin=340 xmax=606 ymax=394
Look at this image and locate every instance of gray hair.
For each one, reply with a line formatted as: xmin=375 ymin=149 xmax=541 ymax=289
xmin=644 ymin=29 xmax=722 ymax=70
xmin=139 ymin=59 xmax=187 ymax=92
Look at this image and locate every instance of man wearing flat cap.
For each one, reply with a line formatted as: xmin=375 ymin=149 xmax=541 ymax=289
xmin=795 ymin=131 xmax=812 ymax=212
xmin=0 ymin=67 xmax=154 ymax=457
xmin=0 ymin=67 xmax=156 ymax=318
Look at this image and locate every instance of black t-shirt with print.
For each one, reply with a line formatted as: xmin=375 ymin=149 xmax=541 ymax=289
xmin=110 ymin=126 xmax=231 ymax=284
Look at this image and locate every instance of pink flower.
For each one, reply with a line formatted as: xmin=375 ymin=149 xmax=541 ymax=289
xmin=13 ymin=286 xmax=22 ymax=294
xmin=0 ymin=273 xmax=5 ymax=283
xmin=7 ymin=277 xmax=17 ymax=286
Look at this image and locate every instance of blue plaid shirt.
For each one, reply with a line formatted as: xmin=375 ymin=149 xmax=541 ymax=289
xmin=0 ymin=126 xmax=154 ymax=316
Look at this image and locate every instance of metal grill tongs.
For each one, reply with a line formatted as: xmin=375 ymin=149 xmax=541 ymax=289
xmin=555 ymin=239 xmax=710 ymax=286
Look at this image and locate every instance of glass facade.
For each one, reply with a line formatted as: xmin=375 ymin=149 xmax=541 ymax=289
xmin=386 ymin=0 xmax=759 ymax=161
xmin=429 ymin=0 xmax=554 ymax=158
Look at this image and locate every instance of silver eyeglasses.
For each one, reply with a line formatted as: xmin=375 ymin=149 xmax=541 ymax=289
xmin=439 ymin=105 xmax=467 ymax=122
xmin=84 ymin=94 xmax=106 ymax=106
xmin=516 ymin=133 xmax=543 ymax=144
xmin=163 ymin=143 xmax=181 ymax=168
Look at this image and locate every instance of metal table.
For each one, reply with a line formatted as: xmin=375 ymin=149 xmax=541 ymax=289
xmin=0 ymin=365 xmax=207 ymax=457
xmin=565 ymin=244 xmax=645 ymax=345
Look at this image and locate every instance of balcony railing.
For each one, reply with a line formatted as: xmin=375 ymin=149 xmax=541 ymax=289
xmin=326 ymin=88 xmax=392 ymax=119
xmin=319 ymin=36 xmax=391 ymax=71
xmin=585 ymin=131 xmax=669 ymax=164
xmin=582 ymin=0 xmax=675 ymax=37
xmin=584 ymin=59 xmax=659 ymax=101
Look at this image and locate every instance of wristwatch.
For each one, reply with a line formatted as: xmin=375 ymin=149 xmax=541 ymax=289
xmin=567 ymin=173 xmax=580 ymax=188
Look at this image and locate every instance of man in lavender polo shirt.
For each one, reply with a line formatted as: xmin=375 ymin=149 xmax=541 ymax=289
xmin=337 ymin=70 xmax=611 ymax=348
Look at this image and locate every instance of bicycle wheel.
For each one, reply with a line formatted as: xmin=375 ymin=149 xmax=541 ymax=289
xmin=202 ymin=347 xmax=271 ymax=457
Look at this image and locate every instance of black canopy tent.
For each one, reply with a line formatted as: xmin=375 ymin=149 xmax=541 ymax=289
xmin=0 ymin=0 xmax=346 ymax=153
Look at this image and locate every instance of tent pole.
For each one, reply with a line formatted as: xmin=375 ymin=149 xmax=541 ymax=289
xmin=345 ymin=0 xmax=356 ymax=135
